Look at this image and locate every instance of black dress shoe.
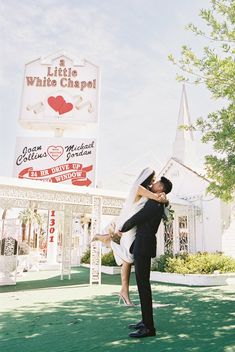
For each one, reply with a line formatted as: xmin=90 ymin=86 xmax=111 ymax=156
xmin=128 ymin=321 xmax=145 ymax=330
xmin=129 ymin=327 xmax=156 ymax=338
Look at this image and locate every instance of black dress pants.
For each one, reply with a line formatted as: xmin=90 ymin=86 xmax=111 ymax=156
xmin=134 ymin=254 xmax=154 ymax=330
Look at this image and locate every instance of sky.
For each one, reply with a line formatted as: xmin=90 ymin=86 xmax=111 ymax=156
xmin=0 ymin=0 xmax=219 ymax=191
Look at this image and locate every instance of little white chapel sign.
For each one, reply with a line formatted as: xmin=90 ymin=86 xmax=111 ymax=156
xmin=19 ymin=51 xmax=100 ymax=130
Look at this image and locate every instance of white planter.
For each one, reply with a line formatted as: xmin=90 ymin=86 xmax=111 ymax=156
xmin=0 ymin=277 xmax=16 ymax=286
xmin=150 ymin=271 xmax=235 ymax=286
xmin=101 ymin=266 xmax=121 ymax=275
xmin=39 ymin=263 xmax=61 ymax=271
xmin=81 ymin=264 xmax=120 ymax=274
xmin=81 ymin=264 xmax=134 ymax=275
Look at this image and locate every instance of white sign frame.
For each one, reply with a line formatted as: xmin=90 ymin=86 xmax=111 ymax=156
xmin=19 ymin=51 xmax=100 ymax=130
xmin=13 ymin=137 xmax=97 ymax=187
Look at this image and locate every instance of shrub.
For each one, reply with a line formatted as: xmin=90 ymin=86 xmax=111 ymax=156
xmin=81 ymin=249 xmax=90 ymax=264
xmin=151 ymin=252 xmax=173 ymax=272
xmin=151 ymin=252 xmax=235 ymax=274
xmin=101 ymin=251 xmax=117 ymax=266
xmin=80 ymin=249 xmax=117 ymax=266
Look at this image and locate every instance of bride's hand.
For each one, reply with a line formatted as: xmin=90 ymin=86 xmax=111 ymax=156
xmin=153 ymin=192 xmax=167 ymax=203
xmin=108 ymin=222 xmax=116 ymax=236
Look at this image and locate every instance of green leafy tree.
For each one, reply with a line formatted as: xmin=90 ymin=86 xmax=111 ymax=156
xmin=169 ymin=0 xmax=235 ymax=201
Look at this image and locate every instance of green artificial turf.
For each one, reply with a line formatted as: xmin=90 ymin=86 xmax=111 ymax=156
xmin=0 ymin=267 xmax=235 ymax=352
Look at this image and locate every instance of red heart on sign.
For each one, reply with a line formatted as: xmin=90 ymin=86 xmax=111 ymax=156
xmin=48 ymin=95 xmax=65 ymax=112
xmin=47 ymin=146 xmax=64 ymax=160
xmin=58 ymin=102 xmax=73 ymax=115
xmin=48 ymin=95 xmax=73 ymax=115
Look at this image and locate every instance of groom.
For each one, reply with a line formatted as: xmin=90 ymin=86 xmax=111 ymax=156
xmin=119 ymin=176 xmax=172 ymax=338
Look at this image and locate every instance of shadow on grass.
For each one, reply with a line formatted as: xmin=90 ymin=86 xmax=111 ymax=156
xmin=0 ymin=267 xmax=135 ymax=293
xmin=0 ymin=269 xmax=235 ymax=352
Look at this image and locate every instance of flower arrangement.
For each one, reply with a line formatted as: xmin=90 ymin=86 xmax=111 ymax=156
xmin=163 ymin=204 xmax=175 ymax=227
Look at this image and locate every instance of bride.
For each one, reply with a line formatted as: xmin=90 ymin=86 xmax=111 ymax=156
xmin=93 ymin=167 xmax=167 ymax=306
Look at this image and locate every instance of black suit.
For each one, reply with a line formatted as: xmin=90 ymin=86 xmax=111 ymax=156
xmin=121 ymin=199 xmax=164 ymax=331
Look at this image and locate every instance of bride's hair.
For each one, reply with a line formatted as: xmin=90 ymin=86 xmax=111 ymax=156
xmin=115 ymin=167 xmax=155 ymax=229
xmin=140 ymin=171 xmax=155 ymax=190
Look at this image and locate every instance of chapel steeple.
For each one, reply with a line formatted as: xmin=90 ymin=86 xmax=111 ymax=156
xmin=172 ymin=85 xmax=194 ymax=163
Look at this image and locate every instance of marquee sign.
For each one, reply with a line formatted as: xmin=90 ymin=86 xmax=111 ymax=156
xmin=13 ymin=137 xmax=97 ymax=187
xmin=19 ymin=52 xmax=100 ymax=130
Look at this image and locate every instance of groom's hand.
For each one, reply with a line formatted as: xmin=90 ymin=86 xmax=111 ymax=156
xmin=111 ymin=231 xmax=122 ymax=244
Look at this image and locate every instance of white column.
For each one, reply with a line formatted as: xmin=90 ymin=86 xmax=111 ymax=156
xmin=90 ymin=196 xmax=102 ymax=285
xmin=61 ymin=205 xmax=72 ymax=279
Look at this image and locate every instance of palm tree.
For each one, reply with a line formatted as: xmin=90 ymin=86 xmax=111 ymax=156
xmin=1 ymin=208 xmax=8 ymax=240
xmin=18 ymin=209 xmax=43 ymax=247
xmin=2 ymin=209 xmax=7 ymax=221
xmin=0 ymin=210 xmax=6 ymax=253
xmin=18 ymin=211 xmax=27 ymax=242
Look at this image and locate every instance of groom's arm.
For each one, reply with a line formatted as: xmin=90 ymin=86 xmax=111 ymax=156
xmin=120 ymin=200 xmax=162 ymax=233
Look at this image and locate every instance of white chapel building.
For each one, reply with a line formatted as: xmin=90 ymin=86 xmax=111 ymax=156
xmin=157 ymin=85 xmax=235 ymax=258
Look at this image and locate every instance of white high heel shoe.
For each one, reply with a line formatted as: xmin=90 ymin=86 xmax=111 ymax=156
xmin=118 ymin=294 xmax=136 ymax=307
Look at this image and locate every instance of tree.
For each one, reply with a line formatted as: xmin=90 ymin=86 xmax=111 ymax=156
xmin=18 ymin=209 xmax=43 ymax=246
xmin=1 ymin=209 xmax=8 ymax=241
xmin=1 ymin=209 xmax=8 ymax=221
xmin=169 ymin=0 xmax=235 ymax=202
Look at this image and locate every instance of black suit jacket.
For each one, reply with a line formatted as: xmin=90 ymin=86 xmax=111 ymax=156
xmin=120 ymin=199 xmax=164 ymax=258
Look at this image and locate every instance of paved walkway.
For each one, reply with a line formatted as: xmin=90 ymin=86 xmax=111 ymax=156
xmin=0 ymin=267 xmax=235 ymax=352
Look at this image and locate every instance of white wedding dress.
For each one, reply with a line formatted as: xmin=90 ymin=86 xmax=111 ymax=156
xmin=111 ymin=196 xmax=147 ymax=265
xmin=102 ymin=167 xmax=154 ymax=266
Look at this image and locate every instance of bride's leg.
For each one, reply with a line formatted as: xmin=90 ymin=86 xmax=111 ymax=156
xmin=91 ymin=234 xmax=111 ymax=246
xmin=119 ymin=261 xmax=134 ymax=306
